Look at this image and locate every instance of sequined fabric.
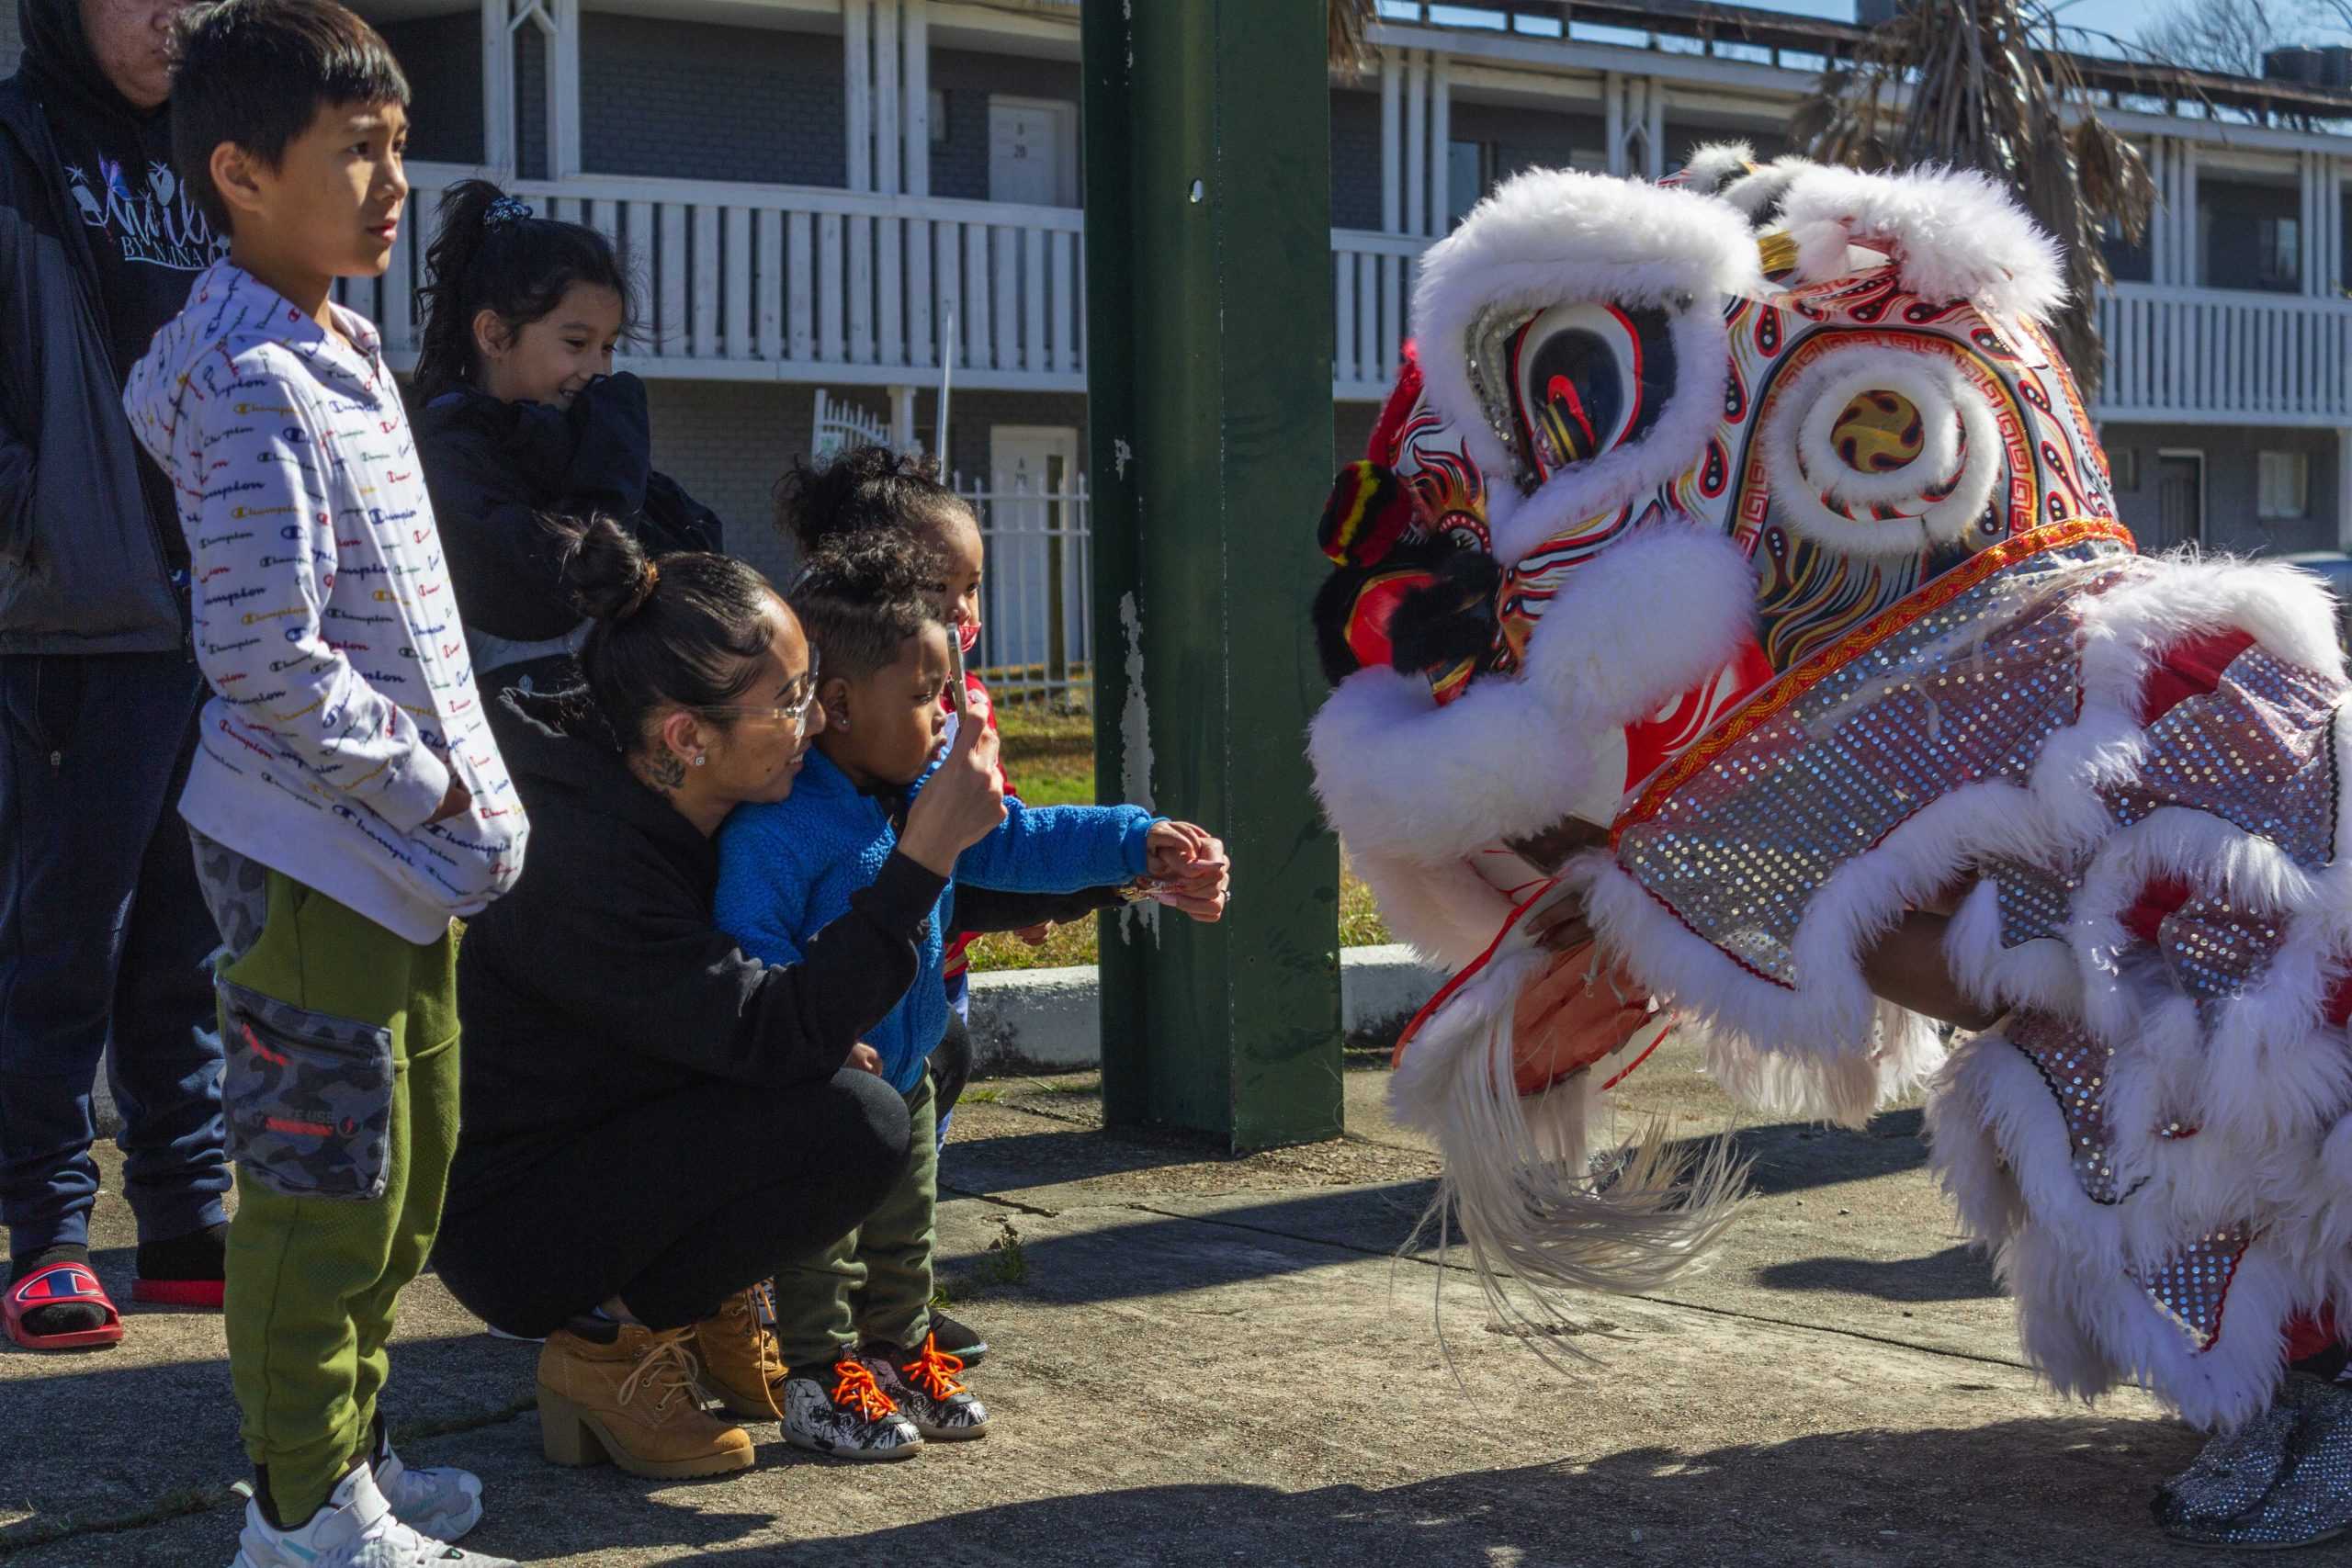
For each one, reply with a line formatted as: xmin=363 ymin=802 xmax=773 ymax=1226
xmin=2132 ymin=1226 xmax=2256 ymax=1353
xmin=2154 ymin=1372 xmax=2352 ymax=1549
xmin=2156 ymin=892 xmax=2289 ymax=1010
xmin=1986 ymin=856 xmax=2079 ymax=949
xmin=2008 ymin=1013 xmax=2137 ymax=1205
xmin=1613 ymin=540 xmax=2133 ymax=986
xmin=2104 ymin=648 xmax=2343 ymax=869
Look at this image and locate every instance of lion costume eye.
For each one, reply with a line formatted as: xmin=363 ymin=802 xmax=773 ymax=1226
xmin=1468 ymin=301 xmax=1679 ymax=493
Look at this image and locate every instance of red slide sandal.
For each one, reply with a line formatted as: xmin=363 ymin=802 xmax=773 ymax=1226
xmin=4 ymin=1261 xmax=124 ymax=1350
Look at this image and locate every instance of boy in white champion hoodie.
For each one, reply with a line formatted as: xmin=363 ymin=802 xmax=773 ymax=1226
xmin=122 ymin=3 xmax=525 ymax=1565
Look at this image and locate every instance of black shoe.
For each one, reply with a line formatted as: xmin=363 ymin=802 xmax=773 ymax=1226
xmin=927 ymin=1310 xmax=988 ymax=1366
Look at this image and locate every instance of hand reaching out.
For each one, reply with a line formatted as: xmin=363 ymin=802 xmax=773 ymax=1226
xmin=1142 ymin=820 xmax=1229 ymax=923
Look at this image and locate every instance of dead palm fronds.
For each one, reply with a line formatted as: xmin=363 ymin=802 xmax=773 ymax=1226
xmin=1329 ymin=0 xmax=1380 ymax=76
xmin=1790 ymin=0 xmax=2155 ymax=400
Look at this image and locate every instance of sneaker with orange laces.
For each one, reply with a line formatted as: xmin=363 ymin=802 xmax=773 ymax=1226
xmin=861 ymin=1332 xmax=989 ymax=1441
xmin=781 ymin=1356 xmax=923 ymax=1461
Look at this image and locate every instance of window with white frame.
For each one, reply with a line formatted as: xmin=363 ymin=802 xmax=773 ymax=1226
xmin=2258 ymin=450 xmax=2310 ymax=519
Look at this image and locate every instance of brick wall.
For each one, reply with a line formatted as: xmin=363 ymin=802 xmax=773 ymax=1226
xmin=516 ymin=23 xmax=546 ymax=180
xmin=378 ymin=14 xmax=484 ymax=167
xmin=645 ymin=380 xmax=812 ymax=587
xmin=1331 ymin=88 xmax=1382 ymax=230
xmin=1452 ymin=100 xmax=1606 ymax=185
xmin=582 ymin=17 xmax=843 ymax=186
xmin=2102 ymin=423 xmax=2341 ymax=555
xmin=927 ymin=48 xmax=1081 ymax=201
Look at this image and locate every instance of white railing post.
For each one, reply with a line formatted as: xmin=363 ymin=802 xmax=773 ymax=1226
xmin=1644 ymin=76 xmax=1666 ymax=180
xmin=876 ymin=0 xmax=901 ymax=197
xmin=904 ymin=0 xmax=931 ymax=200
xmin=1379 ymin=51 xmax=1401 ymax=236
xmin=549 ymin=0 xmax=581 ymax=179
xmin=1403 ymin=50 xmax=1427 ymax=239
xmin=481 ymin=0 xmax=514 ymax=176
xmin=1429 ymin=53 xmax=1451 ymax=236
xmin=844 ymin=0 xmax=872 ymax=193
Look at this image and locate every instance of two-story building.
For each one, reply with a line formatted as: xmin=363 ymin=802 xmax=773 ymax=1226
xmin=11 ymin=0 xmax=2352 ymax=683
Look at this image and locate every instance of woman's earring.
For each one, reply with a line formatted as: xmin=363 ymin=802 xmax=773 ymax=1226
xmin=692 ymin=751 xmax=707 ymax=768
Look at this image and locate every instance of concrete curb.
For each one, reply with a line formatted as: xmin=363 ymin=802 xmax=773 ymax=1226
xmin=966 ymin=942 xmax=1447 ymax=1071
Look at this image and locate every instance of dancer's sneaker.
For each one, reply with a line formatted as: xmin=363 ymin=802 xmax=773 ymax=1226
xmin=781 ymin=1357 xmax=923 ymax=1461
xmin=227 ymin=1461 xmax=515 ymax=1567
xmin=861 ymin=1332 xmax=989 ymax=1440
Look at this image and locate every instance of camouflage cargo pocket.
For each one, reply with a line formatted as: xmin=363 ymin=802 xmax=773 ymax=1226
xmin=218 ymin=978 xmax=395 ymax=1201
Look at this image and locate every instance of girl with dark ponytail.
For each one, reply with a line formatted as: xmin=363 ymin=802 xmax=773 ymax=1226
xmin=413 ymin=180 xmax=723 ymax=721
xmin=436 ymin=513 xmax=1013 ymax=1480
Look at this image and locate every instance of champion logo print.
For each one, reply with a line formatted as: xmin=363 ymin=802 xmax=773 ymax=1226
xmin=122 ymin=262 xmax=528 ymax=932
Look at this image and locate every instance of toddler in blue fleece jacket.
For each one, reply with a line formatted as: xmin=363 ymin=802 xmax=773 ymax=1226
xmin=713 ymin=532 xmax=1226 ymax=1461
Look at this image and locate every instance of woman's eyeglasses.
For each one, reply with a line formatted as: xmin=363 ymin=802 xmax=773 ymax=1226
xmin=702 ymin=658 xmax=821 ymax=738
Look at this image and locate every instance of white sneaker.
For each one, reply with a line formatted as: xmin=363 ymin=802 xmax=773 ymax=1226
xmin=373 ymin=1438 xmax=485 ymax=1543
xmin=226 ymin=1462 xmax=515 ymax=1568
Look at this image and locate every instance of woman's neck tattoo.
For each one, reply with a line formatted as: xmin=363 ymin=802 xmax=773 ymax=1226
xmin=637 ymin=750 xmax=687 ymax=793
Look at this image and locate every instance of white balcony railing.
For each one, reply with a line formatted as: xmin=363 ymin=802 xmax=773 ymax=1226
xmin=1332 ymin=229 xmax=1427 ymax=400
xmin=2098 ymin=284 xmax=2352 ymax=426
xmin=353 ymin=168 xmax=2352 ymax=423
xmin=350 ymin=163 xmax=1089 ymax=391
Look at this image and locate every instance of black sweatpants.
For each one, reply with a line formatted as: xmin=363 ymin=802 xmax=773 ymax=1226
xmin=433 ymin=1066 xmax=910 ymax=1336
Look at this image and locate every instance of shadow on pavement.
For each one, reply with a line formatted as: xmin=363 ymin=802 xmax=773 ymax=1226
xmin=591 ymin=1417 xmax=2200 ymax=1568
xmin=1757 ymin=1243 xmax=2002 ymax=1303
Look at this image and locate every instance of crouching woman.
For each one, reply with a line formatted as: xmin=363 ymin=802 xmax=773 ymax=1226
xmin=433 ymin=514 xmax=1006 ymax=1479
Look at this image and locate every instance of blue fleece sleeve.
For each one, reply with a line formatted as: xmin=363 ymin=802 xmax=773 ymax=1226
xmin=712 ymin=804 xmax=812 ymax=968
xmin=952 ymin=799 xmax=1157 ymax=894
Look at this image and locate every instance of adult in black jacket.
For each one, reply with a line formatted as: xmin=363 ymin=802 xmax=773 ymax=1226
xmin=408 ymin=179 xmax=722 ymax=711
xmin=436 ymin=515 xmax=1008 ymax=1479
xmin=0 ymin=0 xmax=230 ymax=1349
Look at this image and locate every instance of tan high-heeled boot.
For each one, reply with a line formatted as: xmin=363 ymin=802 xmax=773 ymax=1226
xmin=536 ymin=1320 xmax=754 ymax=1479
xmin=693 ymin=1284 xmax=789 ymax=1420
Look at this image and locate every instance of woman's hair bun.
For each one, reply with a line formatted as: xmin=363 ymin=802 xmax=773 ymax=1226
xmin=546 ymin=513 xmax=654 ymax=622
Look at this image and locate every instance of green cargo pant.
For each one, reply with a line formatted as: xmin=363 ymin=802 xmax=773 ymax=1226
xmin=774 ymin=1071 xmax=936 ymax=1368
xmin=219 ymin=871 xmax=458 ymax=1528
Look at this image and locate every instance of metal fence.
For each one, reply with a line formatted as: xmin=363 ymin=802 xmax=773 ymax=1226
xmin=954 ymin=471 xmax=1091 ymax=707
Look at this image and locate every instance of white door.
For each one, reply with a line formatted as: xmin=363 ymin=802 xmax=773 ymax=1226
xmin=985 ymin=426 xmax=1082 ymax=675
xmin=988 ymin=97 xmax=1076 ymax=207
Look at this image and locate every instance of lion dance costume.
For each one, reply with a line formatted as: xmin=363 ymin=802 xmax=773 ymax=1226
xmin=1310 ymin=146 xmax=2352 ymax=1543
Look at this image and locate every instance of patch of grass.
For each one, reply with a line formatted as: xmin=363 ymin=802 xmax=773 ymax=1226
xmin=959 ymin=1085 xmax=1003 ymax=1105
xmin=967 ymin=704 xmax=1396 ymax=972
xmin=980 ymin=1223 xmax=1028 ymax=1286
xmin=932 ymin=1216 xmax=1028 ymax=1307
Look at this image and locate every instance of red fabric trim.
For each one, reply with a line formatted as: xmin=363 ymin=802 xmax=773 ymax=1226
xmin=2139 ymin=629 xmax=2256 ymax=725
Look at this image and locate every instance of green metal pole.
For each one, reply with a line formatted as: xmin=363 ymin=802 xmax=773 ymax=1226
xmin=1081 ymin=0 xmax=1343 ymax=1151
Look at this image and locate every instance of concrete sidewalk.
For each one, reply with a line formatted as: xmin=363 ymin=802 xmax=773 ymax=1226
xmin=2 ymin=1036 xmax=2207 ymax=1567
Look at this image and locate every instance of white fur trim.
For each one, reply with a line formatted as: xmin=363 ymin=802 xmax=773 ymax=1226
xmin=1388 ymin=920 xmax=1748 ymax=1345
xmin=1675 ymin=141 xmax=1757 ymax=197
xmin=1306 ymin=525 xmax=1757 ymax=863
xmin=1348 ymin=845 xmax=1517 ymax=972
xmin=1411 ymin=167 xmax=1767 ymax=566
xmin=1772 ymin=164 xmax=2067 ymax=322
xmin=1715 ymin=157 xmax=1815 ymax=227
xmin=1761 ymin=344 xmax=2004 ymax=556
